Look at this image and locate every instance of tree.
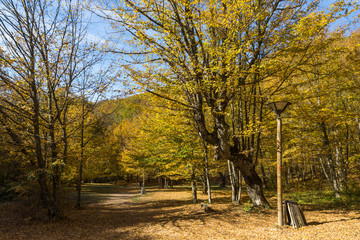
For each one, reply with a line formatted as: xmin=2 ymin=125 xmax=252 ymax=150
xmin=0 ymin=0 xmax=108 ymax=217
xmin=99 ymin=0 xmax=355 ymax=207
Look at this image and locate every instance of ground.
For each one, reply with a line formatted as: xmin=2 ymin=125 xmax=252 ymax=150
xmin=0 ymin=184 xmax=360 ymax=240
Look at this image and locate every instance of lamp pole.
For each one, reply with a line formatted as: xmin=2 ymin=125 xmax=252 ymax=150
xmin=267 ymin=101 xmax=291 ymax=227
xmin=276 ymin=113 xmax=283 ymax=226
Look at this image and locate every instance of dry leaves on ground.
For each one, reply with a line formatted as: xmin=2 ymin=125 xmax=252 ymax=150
xmin=0 ymin=185 xmax=359 ymax=239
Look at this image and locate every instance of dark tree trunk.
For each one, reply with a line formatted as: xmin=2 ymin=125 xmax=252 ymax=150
xmin=218 ymin=171 xmax=226 ymax=188
xmin=165 ymin=177 xmax=169 ymax=189
xmin=31 ymin=74 xmax=49 ymax=209
xmin=170 ymin=179 xmax=174 ymax=189
xmin=201 ymin=175 xmax=207 ymax=194
xmin=260 ymin=163 xmax=268 ymax=188
xmin=76 ymin=94 xmax=86 ymax=209
xmin=158 ymin=177 xmax=165 ymax=189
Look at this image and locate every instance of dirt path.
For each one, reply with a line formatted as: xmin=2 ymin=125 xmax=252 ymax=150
xmin=1 ymin=184 xmax=360 ymax=239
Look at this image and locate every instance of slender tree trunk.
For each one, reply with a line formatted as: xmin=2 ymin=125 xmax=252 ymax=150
xmin=267 ymin=166 xmax=276 ymax=189
xmin=228 ymin=160 xmax=237 ymax=203
xmin=76 ymin=94 xmax=85 ymax=209
xmin=319 ymin=123 xmax=342 ymax=198
xmin=288 ymin=165 xmax=293 ymax=184
xmin=48 ymin=89 xmax=60 ymax=218
xmin=191 ymin=166 xmax=197 ymax=204
xmin=238 ymin=170 xmax=242 ymax=204
xmin=141 ymin=168 xmax=146 ymax=194
xmin=260 ymin=163 xmax=267 ymax=188
xmin=165 ymin=177 xmax=169 ymax=189
xmin=302 ymin=160 xmax=307 ymax=185
xmin=200 ymin=137 xmax=211 ymax=204
xmin=201 ymin=175 xmax=207 ymax=194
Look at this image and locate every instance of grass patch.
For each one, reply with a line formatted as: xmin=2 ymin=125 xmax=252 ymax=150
xmin=284 ymin=187 xmax=360 ymax=210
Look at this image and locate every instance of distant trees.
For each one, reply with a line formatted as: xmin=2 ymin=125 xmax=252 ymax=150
xmin=279 ymin=31 xmax=360 ymax=198
xmin=120 ymin=95 xmax=205 ymax=201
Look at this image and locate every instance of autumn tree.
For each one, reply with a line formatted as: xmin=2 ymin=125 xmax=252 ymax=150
xmin=0 ymin=0 xmax=109 ymax=216
xmin=97 ymin=0 xmax=356 ymax=207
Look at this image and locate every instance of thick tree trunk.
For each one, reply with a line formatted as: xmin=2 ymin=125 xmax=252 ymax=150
xmin=231 ymin=155 xmax=270 ymax=208
xmin=31 ymin=75 xmax=49 ymax=209
xmin=195 ymin=93 xmax=269 ymax=208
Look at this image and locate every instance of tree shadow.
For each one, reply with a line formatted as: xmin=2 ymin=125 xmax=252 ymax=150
xmin=307 ymin=217 xmax=360 ymax=226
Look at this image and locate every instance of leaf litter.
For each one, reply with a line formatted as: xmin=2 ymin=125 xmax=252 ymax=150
xmin=0 ymin=185 xmax=359 ymax=240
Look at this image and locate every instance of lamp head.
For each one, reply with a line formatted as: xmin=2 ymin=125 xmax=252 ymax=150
xmin=267 ymin=101 xmax=291 ymax=116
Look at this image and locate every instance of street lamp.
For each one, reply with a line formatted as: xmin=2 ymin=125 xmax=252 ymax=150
xmin=268 ymin=101 xmax=291 ymax=226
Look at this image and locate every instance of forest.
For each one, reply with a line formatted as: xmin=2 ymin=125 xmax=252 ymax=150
xmin=0 ymin=0 xmax=360 ymax=239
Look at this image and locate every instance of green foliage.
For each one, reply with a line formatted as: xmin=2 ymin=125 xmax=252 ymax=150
xmin=286 ymin=187 xmax=360 ymax=210
xmin=243 ymin=201 xmax=253 ymax=212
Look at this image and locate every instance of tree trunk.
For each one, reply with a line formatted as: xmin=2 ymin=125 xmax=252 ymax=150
xmin=200 ymin=137 xmax=211 ymax=204
xmin=228 ymin=160 xmax=238 ymax=203
xmin=48 ymin=90 xmax=60 ymax=218
xmin=170 ymin=179 xmax=174 ymax=189
xmin=319 ymin=122 xmax=344 ymax=198
xmin=158 ymin=177 xmax=164 ymax=189
xmin=260 ymin=163 xmax=267 ymax=188
xmin=141 ymin=168 xmax=146 ymax=194
xmin=165 ymin=177 xmax=169 ymax=189
xmin=238 ymin=170 xmax=242 ymax=204
xmin=231 ymin=155 xmax=270 ymax=208
xmin=191 ymin=167 xmax=197 ymax=204
xmin=31 ymin=74 xmax=49 ymax=209
xmin=201 ymin=175 xmax=207 ymax=194
xmin=218 ymin=171 xmax=226 ymax=188
xmin=76 ymin=94 xmax=86 ymax=209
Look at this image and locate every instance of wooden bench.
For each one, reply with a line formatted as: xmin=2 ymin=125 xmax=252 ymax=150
xmin=283 ymin=200 xmax=307 ymax=229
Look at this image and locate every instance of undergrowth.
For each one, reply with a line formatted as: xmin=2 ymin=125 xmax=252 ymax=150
xmin=284 ymin=185 xmax=360 ymax=210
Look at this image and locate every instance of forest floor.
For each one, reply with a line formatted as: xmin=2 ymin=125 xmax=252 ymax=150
xmin=1 ymin=183 xmax=360 ymax=240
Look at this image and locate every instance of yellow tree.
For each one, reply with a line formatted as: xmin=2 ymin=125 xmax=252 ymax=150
xmin=0 ymin=0 xmax=108 ymax=216
xmin=98 ymin=0 xmax=357 ymax=207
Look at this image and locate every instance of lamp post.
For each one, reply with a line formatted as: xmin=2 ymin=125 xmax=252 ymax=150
xmin=268 ymin=101 xmax=291 ymax=226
